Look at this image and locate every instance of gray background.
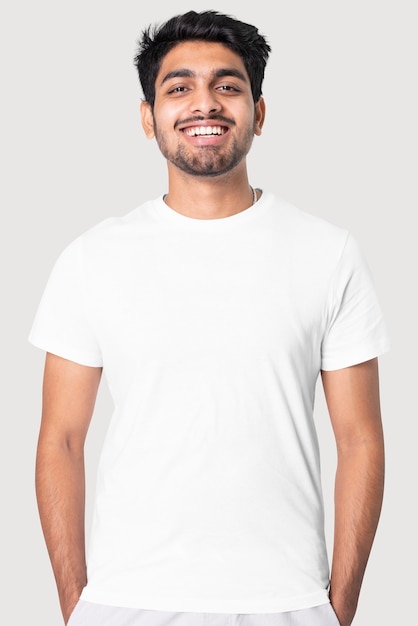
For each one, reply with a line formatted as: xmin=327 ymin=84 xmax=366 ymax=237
xmin=1 ymin=1 xmax=417 ymax=624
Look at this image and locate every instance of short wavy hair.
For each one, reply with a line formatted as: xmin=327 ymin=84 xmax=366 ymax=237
xmin=134 ymin=10 xmax=271 ymax=107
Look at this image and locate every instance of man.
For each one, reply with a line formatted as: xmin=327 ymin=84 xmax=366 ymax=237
xmin=30 ymin=10 xmax=390 ymax=626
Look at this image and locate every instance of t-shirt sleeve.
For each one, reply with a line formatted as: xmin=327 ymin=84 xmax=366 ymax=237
xmin=321 ymin=233 xmax=390 ymax=371
xmin=28 ymin=237 xmax=103 ymax=367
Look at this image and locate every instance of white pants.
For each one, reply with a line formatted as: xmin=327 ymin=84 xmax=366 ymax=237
xmin=67 ymin=601 xmax=341 ymax=626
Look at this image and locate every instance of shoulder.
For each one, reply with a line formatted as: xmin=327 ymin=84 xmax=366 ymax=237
xmin=263 ymin=192 xmax=351 ymax=262
xmin=83 ymin=199 xmax=157 ymax=240
xmin=59 ymin=198 xmax=160 ymax=260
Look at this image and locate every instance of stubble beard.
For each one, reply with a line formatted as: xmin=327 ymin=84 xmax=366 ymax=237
xmin=153 ymin=121 xmax=255 ymax=178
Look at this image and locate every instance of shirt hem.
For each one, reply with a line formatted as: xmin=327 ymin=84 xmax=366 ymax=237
xmin=79 ymin=588 xmax=330 ymax=614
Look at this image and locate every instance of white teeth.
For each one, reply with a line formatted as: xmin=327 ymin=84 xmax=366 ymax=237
xmin=185 ymin=126 xmax=224 ymax=137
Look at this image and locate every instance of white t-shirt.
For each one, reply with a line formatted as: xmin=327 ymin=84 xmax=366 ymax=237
xmin=29 ymin=192 xmax=390 ymax=613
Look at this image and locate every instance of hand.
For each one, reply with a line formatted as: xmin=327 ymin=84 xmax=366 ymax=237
xmin=62 ymin=594 xmax=81 ymax=625
xmin=331 ymin=599 xmax=357 ymax=626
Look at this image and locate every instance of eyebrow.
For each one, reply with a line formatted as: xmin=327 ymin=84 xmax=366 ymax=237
xmin=160 ymin=68 xmax=248 ymax=86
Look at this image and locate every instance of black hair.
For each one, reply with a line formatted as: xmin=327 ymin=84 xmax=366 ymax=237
xmin=134 ymin=10 xmax=271 ymax=107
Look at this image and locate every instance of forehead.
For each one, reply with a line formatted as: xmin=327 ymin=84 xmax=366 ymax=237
xmin=156 ymin=40 xmax=250 ymax=85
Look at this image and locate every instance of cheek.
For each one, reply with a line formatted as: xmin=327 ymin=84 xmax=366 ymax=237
xmin=152 ymin=110 xmax=178 ymax=140
xmin=237 ymin=102 xmax=257 ymax=125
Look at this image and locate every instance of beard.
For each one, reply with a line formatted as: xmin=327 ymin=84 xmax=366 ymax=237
xmin=153 ymin=118 xmax=255 ymax=177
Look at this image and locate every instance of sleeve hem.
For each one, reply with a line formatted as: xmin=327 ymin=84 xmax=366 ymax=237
xmin=28 ymin=335 xmax=103 ymax=368
xmin=321 ymin=338 xmax=390 ymax=371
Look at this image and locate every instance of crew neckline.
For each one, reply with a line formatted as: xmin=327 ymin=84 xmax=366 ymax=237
xmin=151 ymin=189 xmax=271 ymax=230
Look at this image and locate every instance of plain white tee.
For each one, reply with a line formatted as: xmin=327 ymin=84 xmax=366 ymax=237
xmin=29 ymin=192 xmax=390 ymax=613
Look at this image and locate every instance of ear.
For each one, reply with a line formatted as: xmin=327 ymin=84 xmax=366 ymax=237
xmin=140 ymin=101 xmax=155 ymax=139
xmin=254 ymin=97 xmax=266 ymax=136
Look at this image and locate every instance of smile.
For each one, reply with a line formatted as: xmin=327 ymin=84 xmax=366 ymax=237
xmin=183 ymin=126 xmax=227 ymax=137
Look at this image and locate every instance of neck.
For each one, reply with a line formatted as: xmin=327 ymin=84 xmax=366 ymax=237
xmin=163 ymin=171 xmax=258 ymax=220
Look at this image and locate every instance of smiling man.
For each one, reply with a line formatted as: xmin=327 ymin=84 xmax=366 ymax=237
xmin=29 ymin=10 xmax=390 ymax=626
xmin=141 ymin=40 xmax=264 ymax=184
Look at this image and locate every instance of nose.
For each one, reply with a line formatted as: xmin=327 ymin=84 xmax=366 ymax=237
xmin=189 ymin=86 xmax=222 ymax=116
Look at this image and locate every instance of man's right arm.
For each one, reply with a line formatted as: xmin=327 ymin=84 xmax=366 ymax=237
xmin=35 ymin=353 xmax=102 ymax=624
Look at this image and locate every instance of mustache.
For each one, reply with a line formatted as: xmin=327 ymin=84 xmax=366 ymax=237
xmin=174 ymin=115 xmax=236 ymax=129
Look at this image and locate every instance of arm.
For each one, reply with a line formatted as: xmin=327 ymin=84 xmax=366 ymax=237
xmin=321 ymin=358 xmax=385 ymax=626
xmin=35 ymin=353 xmax=102 ymax=624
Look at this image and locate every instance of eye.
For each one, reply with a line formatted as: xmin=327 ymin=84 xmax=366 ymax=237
xmin=216 ymin=84 xmax=241 ymax=93
xmin=167 ymin=85 xmax=189 ymax=95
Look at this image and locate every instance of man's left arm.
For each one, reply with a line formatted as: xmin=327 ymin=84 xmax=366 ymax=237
xmin=321 ymin=357 xmax=385 ymax=626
